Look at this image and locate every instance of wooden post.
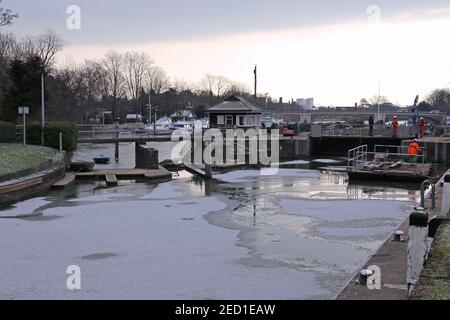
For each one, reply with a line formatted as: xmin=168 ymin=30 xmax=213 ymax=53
xmin=441 ymin=174 xmax=450 ymax=216
xmin=204 ymin=164 xmax=213 ymax=179
xmin=407 ymin=208 xmax=429 ymax=298
xmin=114 ymin=124 xmax=119 ymax=162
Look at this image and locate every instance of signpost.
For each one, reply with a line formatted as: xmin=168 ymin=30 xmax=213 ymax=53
xmin=18 ymin=106 xmax=29 ymax=146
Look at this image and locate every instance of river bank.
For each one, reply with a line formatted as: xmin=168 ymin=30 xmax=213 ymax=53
xmin=0 ymin=144 xmax=66 ymax=206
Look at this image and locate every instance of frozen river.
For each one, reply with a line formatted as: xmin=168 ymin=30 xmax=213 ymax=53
xmin=0 ymin=145 xmax=419 ymax=299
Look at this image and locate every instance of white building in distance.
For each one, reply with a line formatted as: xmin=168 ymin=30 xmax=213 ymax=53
xmin=296 ymin=98 xmax=314 ymax=110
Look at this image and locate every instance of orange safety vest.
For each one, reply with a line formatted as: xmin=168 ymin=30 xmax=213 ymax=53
xmin=419 ymin=120 xmax=425 ymax=130
xmin=408 ymin=142 xmax=421 ymax=155
xmin=393 ymin=120 xmax=398 ymax=129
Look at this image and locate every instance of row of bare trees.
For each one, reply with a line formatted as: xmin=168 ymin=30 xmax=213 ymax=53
xmin=47 ymin=50 xmax=251 ymax=122
xmin=0 ymin=1 xmax=252 ymax=123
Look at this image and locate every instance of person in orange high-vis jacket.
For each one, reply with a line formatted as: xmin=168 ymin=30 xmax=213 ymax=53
xmin=419 ymin=117 xmax=426 ymax=138
xmin=392 ymin=116 xmax=399 ymax=137
xmin=408 ymin=139 xmax=421 ymax=162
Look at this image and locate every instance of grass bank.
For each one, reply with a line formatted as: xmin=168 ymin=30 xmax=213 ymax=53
xmin=0 ymin=144 xmax=58 ymax=176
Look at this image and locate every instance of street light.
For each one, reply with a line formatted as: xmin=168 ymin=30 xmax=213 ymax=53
xmin=153 ymin=106 xmax=159 ymax=136
xmin=146 ymin=104 xmax=159 ymax=136
xmin=41 ymin=72 xmax=45 ymax=145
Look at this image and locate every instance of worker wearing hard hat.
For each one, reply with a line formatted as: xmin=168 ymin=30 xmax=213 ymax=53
xmin=392 ymin=116 xmax=399 ymax=137
xmin=408 ymin=139 xmax=421 ymax=163
xmin=419 ymin=117 xmax=426 ymax=139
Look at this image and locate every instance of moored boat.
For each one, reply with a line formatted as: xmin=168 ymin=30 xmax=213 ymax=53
xmin=93 ymin=155 xmax=111 ymax=164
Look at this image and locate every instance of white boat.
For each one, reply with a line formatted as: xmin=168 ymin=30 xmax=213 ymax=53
xmin=170 ymin=121 xmax=194 ymax=132
xmin=145 ymin=117 xmax=173 ymax=134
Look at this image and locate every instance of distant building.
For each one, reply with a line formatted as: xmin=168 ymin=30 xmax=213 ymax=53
xmin=208 ymin=95 xmax=262 ymax=129
xmin=296 ymin=98 xmax=314 ymax=110
xmin=125 ymin=114 xmax=144 ymax=123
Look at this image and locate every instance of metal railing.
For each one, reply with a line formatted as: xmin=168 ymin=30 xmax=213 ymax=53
xmin=348 ymin=145 xmax=368 ymax=168
xmin=320 ymin=124 xmax=416 ymax=138
xmin=322 ymin=124 xmax=392 ymax=137
xmin=374 ymin=144 xmax=427 ymax=164
xmin=347 ymin=144 xmax=427 ymax=173
xmin=77 ymin=125 xmax=171 ymax=140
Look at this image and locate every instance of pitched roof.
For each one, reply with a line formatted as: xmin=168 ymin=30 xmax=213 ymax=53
xmin=208 ymin=95 xmax=262 ymax=114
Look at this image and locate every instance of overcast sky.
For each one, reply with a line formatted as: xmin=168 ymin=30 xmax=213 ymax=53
xmin=3 ymin=0 xmax=450 ymax=106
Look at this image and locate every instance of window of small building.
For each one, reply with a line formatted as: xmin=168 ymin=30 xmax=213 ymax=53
xmin=226 ymin=115 xmax=234 ymax=126
xmin=237 ymin=115 xmax=245 ymax=126
xmin=217 ymin=115 xmax=225 ymax=125
xmin=245 ymin=115 xmax=257 ymax=127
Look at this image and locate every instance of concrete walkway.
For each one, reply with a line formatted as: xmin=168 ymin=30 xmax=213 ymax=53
xmin=336 ymin=219 xmax=409 ymax=300
xmin=337 ymin=170 xmax=449 ymax=300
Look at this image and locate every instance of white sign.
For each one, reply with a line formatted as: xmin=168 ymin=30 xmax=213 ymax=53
xmin=18 ymin=106 xmax=29 ymax=115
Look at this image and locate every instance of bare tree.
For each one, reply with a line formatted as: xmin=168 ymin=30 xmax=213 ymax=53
xmin=199 ymin=74 xmax=215 ymax=96
xmin=226 ymin=81 xmax=250 ymax=97
xmin=19 ymin=29 xmax=66 ymax=71
xmin=199 ymin=74 xmax=232 ymax=98
xmin=426 ymin=89 xmax=450 ymax=110
xmin=171 ymin=78 xmax=190 ymax=93
xmin=78 ymin=60 xmax=108 ymax=122
xmin=368 ymin=95 xmax=390 ymax=106
xmin=0 ymin=0 xmax=18 ymax=27
xmin=0 ymin=32 xmax=17 ymax=63
xmin=102 ymin=50 xmax=125 ymax=118
xmin=214 ymin=75 xmax=231 ymax=98
xmin=147 ymin=65 xmax=169 ymax=94
xmin=123 ymin=51 xmax=154 ymax=101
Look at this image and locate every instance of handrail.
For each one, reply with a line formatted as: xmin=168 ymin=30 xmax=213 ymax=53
xmin=347 ymin=144 xmax=427 ymax=173
xmin=374 ymin=144 xmax=427 ymax=164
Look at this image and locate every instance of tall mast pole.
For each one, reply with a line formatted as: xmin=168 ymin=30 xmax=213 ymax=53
xmin=254 ymin=65 xmax=257 ymax=101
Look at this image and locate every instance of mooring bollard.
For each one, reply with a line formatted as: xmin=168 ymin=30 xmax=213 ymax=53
xmin=440 ymin=174 xmax=450 ymax=216
xmin=406 ymin=208 xmax=429 ymax=298
xmin=393 ymin=230 xmax=404 ymax=242
xmin=359 ymin=269 xmax=373 ymax=285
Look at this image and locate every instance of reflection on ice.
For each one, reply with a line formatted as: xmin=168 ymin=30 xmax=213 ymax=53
xmin=280 ymin=198 xmax=410 ymax=222
xmin=140 ymin=183 xmax=185 ymax=200
xmin=214 ymin=169 xmax=322 ymax=183
xmin=0 ymin=198 xmax=50 ymax=218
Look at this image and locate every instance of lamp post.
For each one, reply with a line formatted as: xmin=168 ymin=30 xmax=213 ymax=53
xmin=377 ymin=81 xmax=381 ymax=122
xmin=146 ymin=104 xmax=159 ymax=136
xmin=153 ymin=106 xmax=159 ymax=136
xmin=41 ymin=72 xmax=45 ymax=145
